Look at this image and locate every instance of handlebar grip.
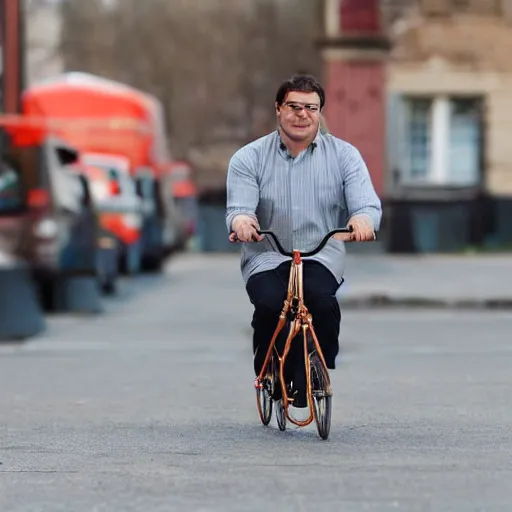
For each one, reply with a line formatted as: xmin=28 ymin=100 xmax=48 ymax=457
xmin=229 ymin=231 xmax=261 ymax=243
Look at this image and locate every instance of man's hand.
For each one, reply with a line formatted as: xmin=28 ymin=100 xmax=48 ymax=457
xmin=229 ymin=214 xmax=263 ymax=243
xmin=348 ymin=215 xmax=376 ymax=241
xmin=333 ymin=214 xmax=376 ymax=242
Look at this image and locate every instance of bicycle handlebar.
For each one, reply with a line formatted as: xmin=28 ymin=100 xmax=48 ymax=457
xmin=256 ymin=227 xmax=354 ymax=257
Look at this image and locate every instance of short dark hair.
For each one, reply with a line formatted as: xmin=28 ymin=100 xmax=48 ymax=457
xmin=275 ymin=75 xmax=325 ymax=109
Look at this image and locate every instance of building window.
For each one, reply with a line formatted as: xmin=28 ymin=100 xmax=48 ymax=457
xmin=400 ymin=95 xmax=483 ymax=186
xmin=448 ymin=98 xmax=481 ymax=185
xmin=406 ymin=98 xmax=432 ymax=179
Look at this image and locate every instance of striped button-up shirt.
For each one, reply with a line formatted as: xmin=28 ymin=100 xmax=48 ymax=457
xmin=226 ymin=130 xmax=382 ymax=284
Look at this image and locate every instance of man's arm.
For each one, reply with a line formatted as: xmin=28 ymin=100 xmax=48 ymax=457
xmin=225 ymin=149 xmax=262 ymax=241
xmin=341 ymin=144 xmax=382 ymax=236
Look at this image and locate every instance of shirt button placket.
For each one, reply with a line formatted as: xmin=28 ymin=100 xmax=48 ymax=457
xmin=289 ymin=158 xmax=297 ymax=249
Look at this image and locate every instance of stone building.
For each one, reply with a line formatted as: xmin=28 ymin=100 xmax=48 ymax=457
xmin=321 ymin=0 xmax=512 ymax=251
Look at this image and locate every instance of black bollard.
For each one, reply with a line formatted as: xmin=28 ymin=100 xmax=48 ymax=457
xmin=51 ymin=275 xmax=104 ymax=314
xmin=0 ymin=263 xmax=46 ymax=341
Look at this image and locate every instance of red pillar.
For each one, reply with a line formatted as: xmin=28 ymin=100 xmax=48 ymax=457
xmin=319 ymin=0 xmax=389 ymax=197
xmin=1 ymin=0 xmax=24 ymax=114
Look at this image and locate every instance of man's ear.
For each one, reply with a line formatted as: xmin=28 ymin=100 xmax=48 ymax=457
xmin=275 ymin=101 xmax=281 ymax=115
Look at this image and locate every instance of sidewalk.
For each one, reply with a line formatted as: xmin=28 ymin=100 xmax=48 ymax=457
xmin=339 ymin=253 xmax=512 ymax=309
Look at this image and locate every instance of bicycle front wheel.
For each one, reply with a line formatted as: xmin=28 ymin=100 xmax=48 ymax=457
xmin=309 ymin=349 xmax=332 ymax=440
xmin=256 ymin=383 xmax=273 ymax=426
xmin=256 ymin=351 xmax=280 ymax=426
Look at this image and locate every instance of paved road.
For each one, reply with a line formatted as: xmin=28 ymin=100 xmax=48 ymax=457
xmin=0 ymin=254 xmax=511 ymax=511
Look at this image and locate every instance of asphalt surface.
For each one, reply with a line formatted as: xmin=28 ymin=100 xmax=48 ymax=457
xmin=0 ymin=253 xmax=511 ymax=511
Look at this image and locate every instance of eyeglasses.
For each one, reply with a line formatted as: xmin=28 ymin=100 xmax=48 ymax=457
xmin=282 ymin=102 xmax=320 ymax=114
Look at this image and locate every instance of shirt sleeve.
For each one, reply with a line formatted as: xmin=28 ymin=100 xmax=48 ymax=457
xmin=340 ymin=144 xmax=382 ymax=230
xmin=225 ymin=149 xmax=260 ymax=233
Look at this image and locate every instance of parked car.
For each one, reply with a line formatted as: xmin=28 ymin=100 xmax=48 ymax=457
xmin=65 ymin=162 xmax=119 ymax=294
xmin=80 ymin=152 xmax=143 ymax=276
xmin=1 ymin=132 xmax=111 ymax=310
xmin=132 ymin=166 xmax=166 ymax=271
xmin=156 ymin=168 xmax=190 ymax=255
xmin=23 ymin=73 xmax=191 ymax=266
xmin=133 ymin=165 xmax=191 ymax=270
xmin=165 ymin=160 xmax=198 ymax=243
xmin=0 ymin=134 xmax=30 ymax=269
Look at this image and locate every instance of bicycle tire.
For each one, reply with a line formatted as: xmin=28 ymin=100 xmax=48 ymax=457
xmin=270 ymin=351 xmax=287 ymax=431
xmin=256 ymin=350 xmax=281 ymax=426
xmin=308 ymin=336 xmax=333 ymax=440
xmin=256 ymin=384 xmax=273 ymax=426
xmin=275 ymin=399 xmax=286 ymax=431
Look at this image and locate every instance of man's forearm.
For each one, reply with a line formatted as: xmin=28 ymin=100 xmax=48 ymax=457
xmin=225 ymin=150 xmax=259 ymax=233
xmin=341 ymin=145 xmax=382 ymax=231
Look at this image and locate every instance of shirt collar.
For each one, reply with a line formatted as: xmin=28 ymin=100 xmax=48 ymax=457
xmin=276 ymin=129 xmax=321 ymax=158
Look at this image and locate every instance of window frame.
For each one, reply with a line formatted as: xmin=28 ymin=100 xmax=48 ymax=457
xmin=392 ymin=93 xmax=485 ymax=188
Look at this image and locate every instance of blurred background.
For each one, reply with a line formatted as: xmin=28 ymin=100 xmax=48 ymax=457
xmin=2 ymin=4 xmax=512 ymax=507
xmin=1 ymin=0 xmax=511 ymax=338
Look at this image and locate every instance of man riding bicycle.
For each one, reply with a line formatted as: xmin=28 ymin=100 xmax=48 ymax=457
xmin=226 ymin=75 xmax=382 ymax=408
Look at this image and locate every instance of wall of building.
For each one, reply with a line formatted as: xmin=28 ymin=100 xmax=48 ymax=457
xmin=383 ymin=7 xmax=512 ymax=251
xmin=388 ymin=13 xmax=512 ymax=196
xmin=324 ymin=54 xmax=386 ymax=196
xmin=388 ymin=62 xmax=512 ymax=195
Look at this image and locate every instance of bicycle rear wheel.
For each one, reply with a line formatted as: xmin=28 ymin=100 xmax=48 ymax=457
xmin=309 ymin=342 xmax=332 ymax=440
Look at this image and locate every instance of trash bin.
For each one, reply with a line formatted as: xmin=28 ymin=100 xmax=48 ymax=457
xmin=198 ymin=204 xmax=239 ymax=253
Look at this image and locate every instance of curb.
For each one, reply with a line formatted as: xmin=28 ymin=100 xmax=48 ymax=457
xmin=338 ymin=295 xmax=512 ymax=310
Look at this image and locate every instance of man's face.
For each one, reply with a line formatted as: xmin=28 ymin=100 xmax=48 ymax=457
xmin=276 ymin=91 xmax=321 ymax=143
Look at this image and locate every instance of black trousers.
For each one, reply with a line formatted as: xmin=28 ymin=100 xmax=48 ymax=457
xmin=245 ymin=260 xmax=341 ymax=376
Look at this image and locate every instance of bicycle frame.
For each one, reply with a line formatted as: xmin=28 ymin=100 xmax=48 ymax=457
xmin=230 ymin=225 xmax=373 ymax=430
xmin=254 ymin=249 xmax=331 ymax=427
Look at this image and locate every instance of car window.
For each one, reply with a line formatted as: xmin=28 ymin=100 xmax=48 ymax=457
xmin=136 ymin=176 xmax=155 ymax=199
xmin=42 ymin=141 xmax=82 ymax=214
xmin=117 ymin=172 xmax=136 ymax=196
xmin=107 ymin=167 xmax=119 ymax=181
xmin=0 ymin=140 xmax=41 ymax=214
xmin=0 ymin=161 xmax=23 ymax=213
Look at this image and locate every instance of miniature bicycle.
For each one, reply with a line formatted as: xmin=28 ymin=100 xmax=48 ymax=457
xmin=234 ymin=226 xmax=355 ymax=440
